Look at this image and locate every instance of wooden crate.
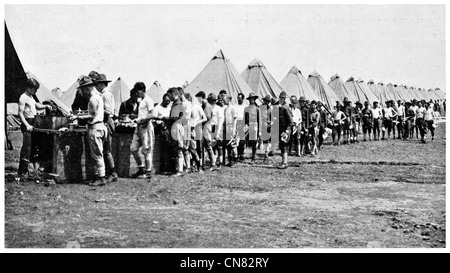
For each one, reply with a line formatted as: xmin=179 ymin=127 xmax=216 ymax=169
xmin=112 ymin=132 xmax=134 ymax=177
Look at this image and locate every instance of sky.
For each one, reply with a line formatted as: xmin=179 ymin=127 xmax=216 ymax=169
xmin=5 ymin=4 xmax=446 ymax=94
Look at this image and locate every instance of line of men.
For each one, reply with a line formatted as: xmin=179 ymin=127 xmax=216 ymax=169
xmin=18 ymin=72 xmax=443 ymax=185
xmin=126 ymin=89 xmax=326 ymax=176
xmin=330 ymin=97 xmax=441 ymax=145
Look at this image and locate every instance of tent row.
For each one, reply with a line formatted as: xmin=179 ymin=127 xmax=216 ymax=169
xmin=185 ymin=50 xmax=445 ymax=110
xmin=6 ymin=23 xmax=446 ymax=117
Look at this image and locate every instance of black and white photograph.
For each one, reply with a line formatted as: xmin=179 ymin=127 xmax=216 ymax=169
xmin=2 ymin=2 xmax=447 ymax=252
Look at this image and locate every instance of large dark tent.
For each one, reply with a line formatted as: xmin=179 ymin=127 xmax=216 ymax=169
xmin=5 ymin=22 xmax=28 ymax=104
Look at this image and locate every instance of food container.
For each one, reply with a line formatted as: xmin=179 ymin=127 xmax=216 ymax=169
xmin=120 ymin=114 xmax=131 ymax=123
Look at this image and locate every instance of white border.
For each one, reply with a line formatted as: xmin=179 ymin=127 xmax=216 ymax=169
xmin=0 ymin=0 xmax=448 ymax=253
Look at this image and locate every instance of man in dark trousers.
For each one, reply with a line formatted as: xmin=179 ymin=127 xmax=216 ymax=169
xmin=244 ymin=92 xmax=261 ymax=163
xmin=361 ymin=101 xmax=373 ymax=141
xmin=317 ymin=102 xmax=329 ymax=150
xmin=277 ymin=91 xmax=294 ymax=169
xmin=17 ymin=78 xmax=53 ymax=179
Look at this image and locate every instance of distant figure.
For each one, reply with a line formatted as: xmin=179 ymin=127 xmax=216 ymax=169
xmin=415 ymin=101 xmax=426 ymax=143
xmin=332 ymin=101 xmax=346 ymax=145
xmin=244 ymin=92 xmax=261 ymax=163
xmin=372 ymin=101 xmax=383 ymax=141
xmin=361 ymin=101 xmax=373 ymax=141
xmin=424 ymin=103 xmax=437 ymax=142
xmin=277 ymin=91 xmax=293 ymax=169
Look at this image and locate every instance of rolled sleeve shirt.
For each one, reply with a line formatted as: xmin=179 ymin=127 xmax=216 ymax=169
xmin=100 ymin=87 xmax=115 ymax=116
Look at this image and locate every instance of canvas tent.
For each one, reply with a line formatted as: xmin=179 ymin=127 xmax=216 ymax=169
xmin=52 ymin=87 xmax=62 ymax=98
xmin=328 ymin=74 xmax=357 ymax=103
xmin=356 ymin=78 xmax=379 ymax=104
xmin=241 ymin=58 xmax=283 ymax=99
xmin=148 ymin=81 xmax=166 ymax=103
xmin=6 ymin=103 xmax=21 ymax=129
xmin=345 ymin=77 xmax=370 ymax=103
xmin=377 ymin=81 xmax=395 ymax=105
xmin=416 ymin=88 xmax=424 ymax=100
xmin=394 ymin=84 xmax=409 ymax=102
xmin=5 ymin=22 xmax=28 ymax=104
xmin=307 ymin=70 xmax=340 ymax=110
xmin=60 ymin=75 xmax=83 ymax=108
xmin=184 ymin=50 xmax=252 ymax=104
xmin=25 ymin=72 xmax=71 ymax=115
xmin=367 ymin=80 xmax=385 ymax=105
xmin=409 ymin=86 xmax=420 ymax=101
xmin=400 ymin=85 xmax=413 ymax=102
xmin=427 ymin=89 xmax=438 ymax=101
xmin=109 ymin=77 xmax=130 ymax=117
xmin=434 ymin=88 xmax=445 ymax=100
xmin=422 ymin=88 xmax=432 ymax=101
xmin=5 ymin=23 xmax=69 ymax=115
xmin=280 ymin=66 xmax=320 ymax=102
xmin=386 ymin=83 xmax=402 ymax=102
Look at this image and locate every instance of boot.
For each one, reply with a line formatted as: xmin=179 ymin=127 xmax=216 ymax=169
xmin=177 ymin=157 xmax=185 ymax=173
xmin=230 ymin=157 xmax=237 ymax=168
xmin=89 ymin=176 xmax=107 ymax=187
xmin=132 ymin=167 xmax=146 ymax=178
xmin=277 ymin=153 xmax=288 ymax=169
xmin=295 ymin=144 xmax=301 ymax=157
xmin=107 ymin=171 xmax=118 ymax=183
xmin=208 ymin=149 xmax=216 ymax=170
xmin=250 ymin=147 xmax=257 ymax=163
xmin=226 ymin=157 xmax=233 ymax=167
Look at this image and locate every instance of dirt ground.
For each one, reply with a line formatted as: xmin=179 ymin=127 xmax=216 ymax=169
xmin=4 ymin=124 xmax=446 ymax=248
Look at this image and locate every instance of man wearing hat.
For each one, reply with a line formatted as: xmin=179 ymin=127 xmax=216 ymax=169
xmin=288 ymin=95 xmax=302 ymax=156
xmin=372 ymin=101 xmax=383 ymax=141
xmin=66 ymin=73 xmax=97 ymax=183
xmin=277 ymin=91 xmax=294 ymax=169
xmin=70 ymin=76 xmax=108 ymax=186
xmin=244 ymin=92 xmax=261 ymax=163
xmin=332 ymin=101 xmax=346 ymax=145
xmin=92 ymin=73 xmax=118 ymax=183
xmin=260 ymin=95 xmax=273 ymax=161
xmin=342 ymin=97 xmax=356 ymax=144
xmin=361 ymin=101 xmax=373 ymax=141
